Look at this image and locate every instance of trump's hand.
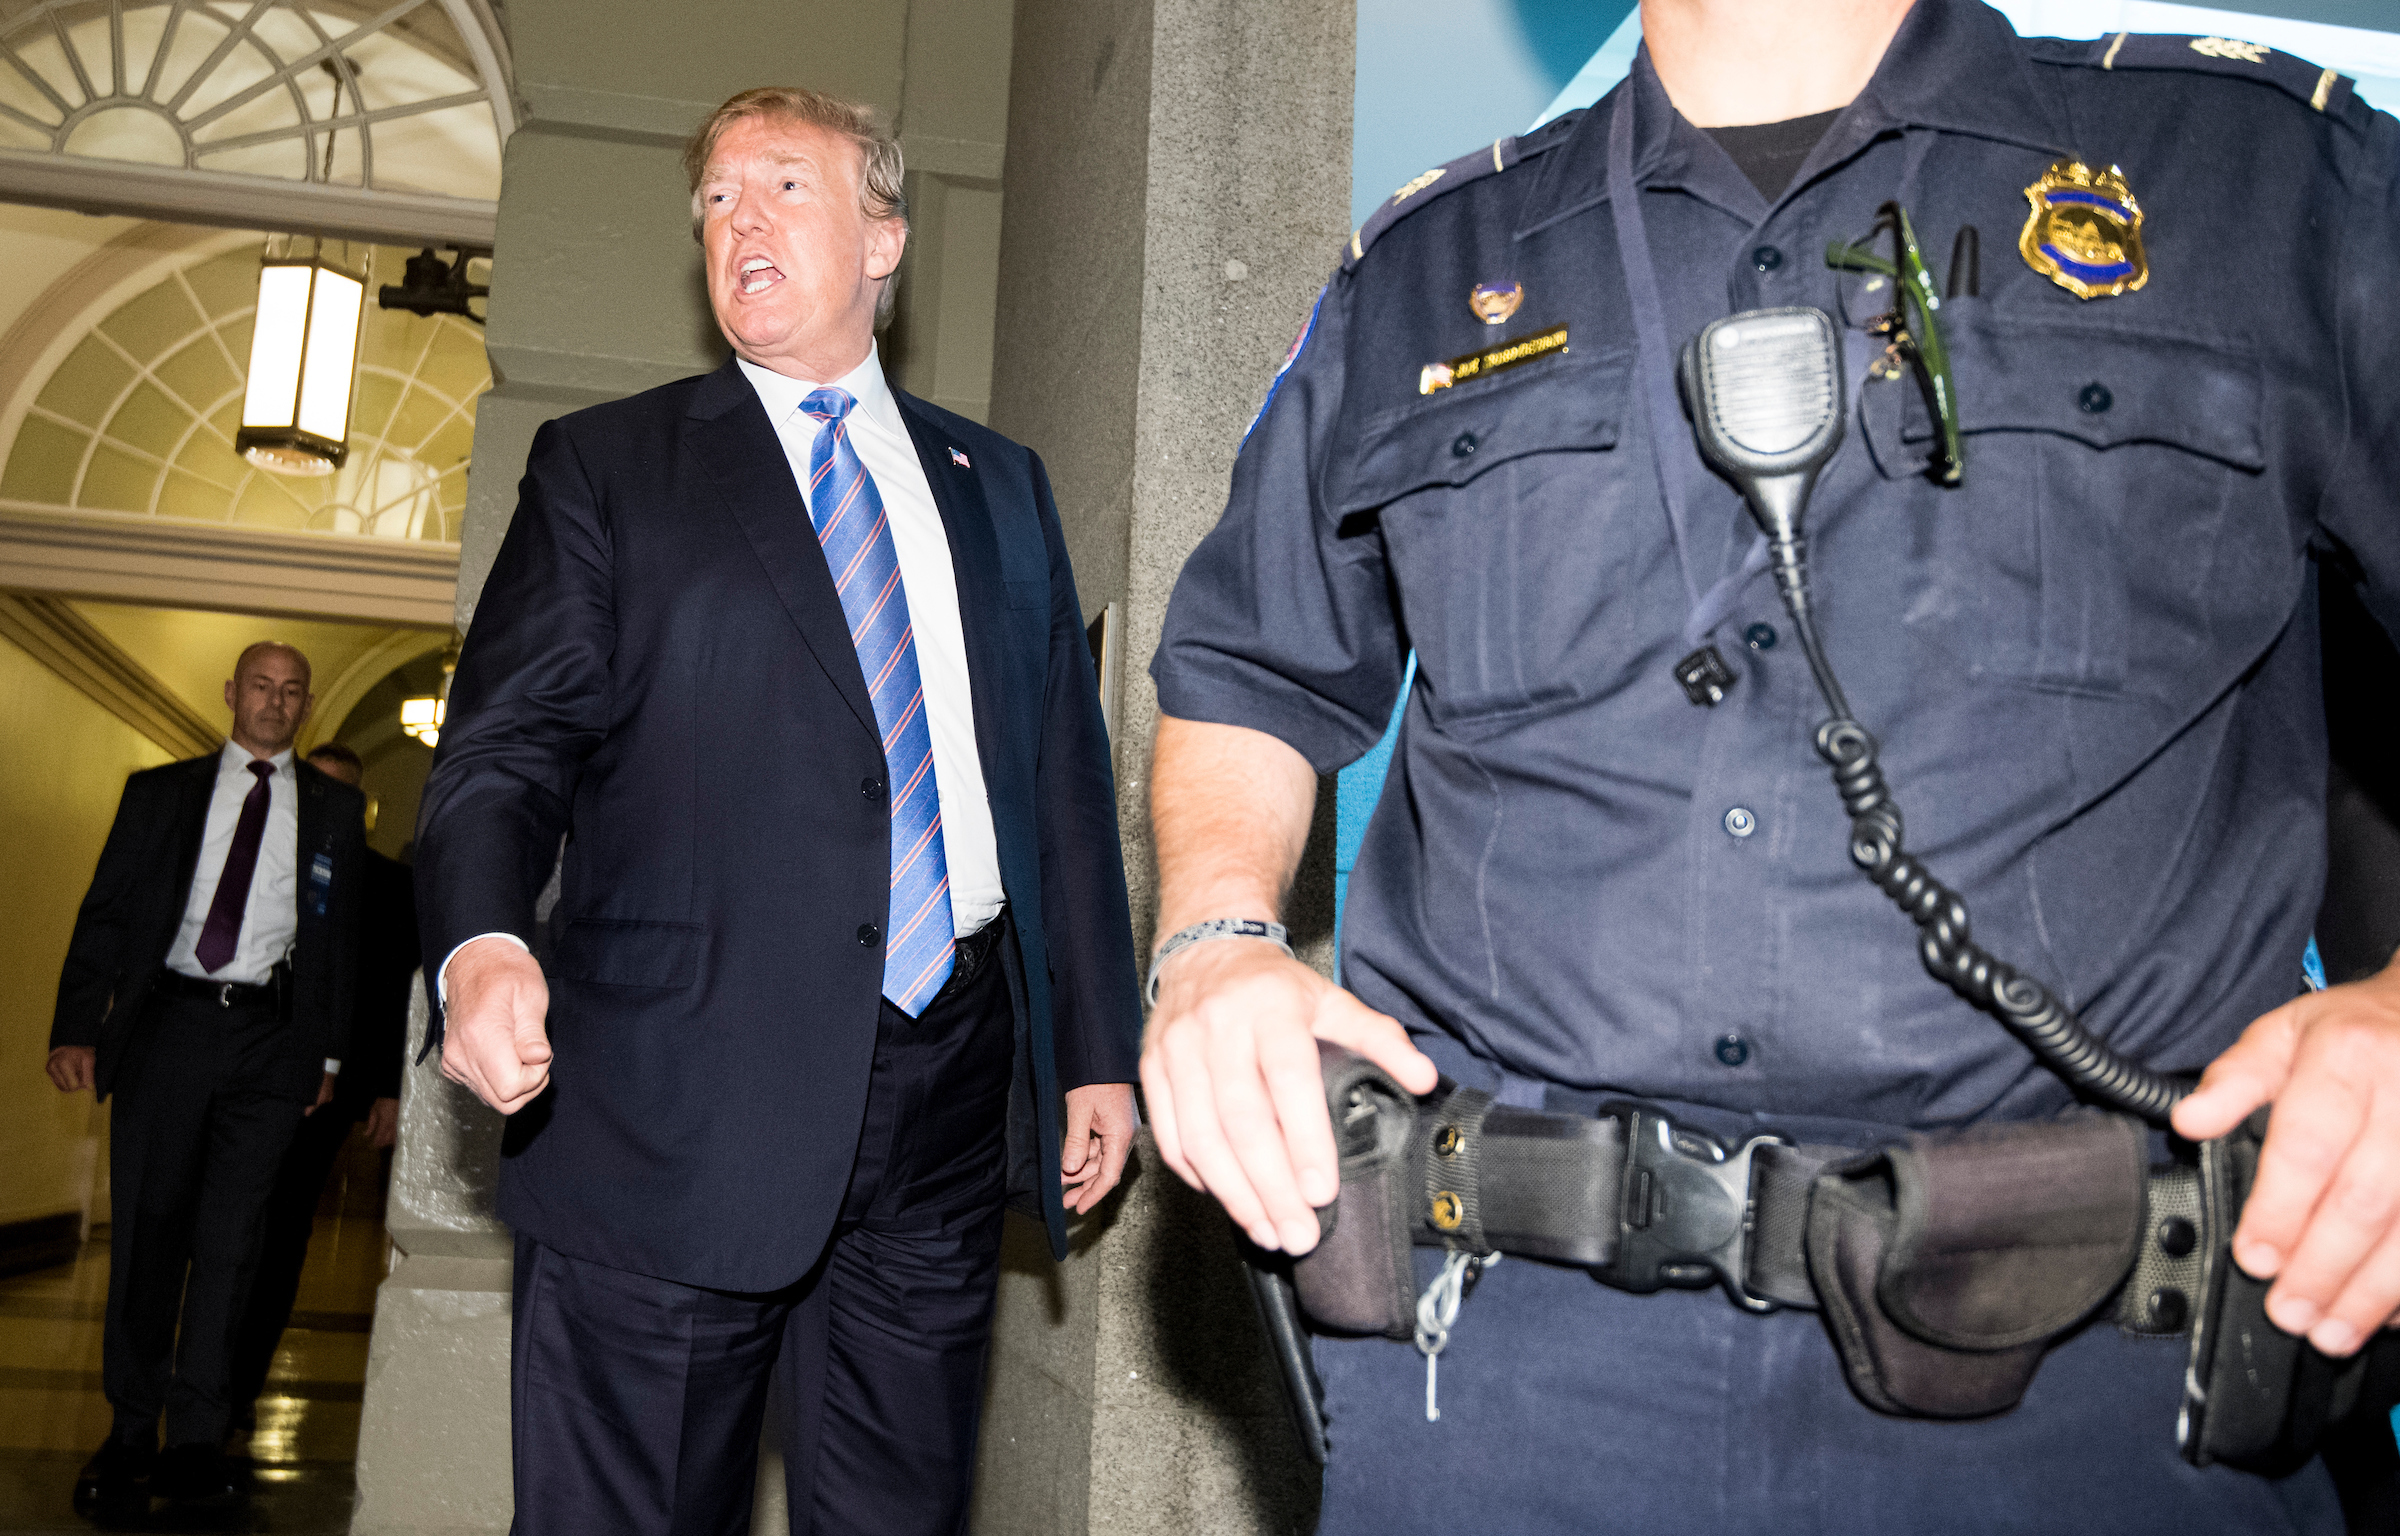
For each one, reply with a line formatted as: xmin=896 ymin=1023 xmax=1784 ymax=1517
xmin=46 ymin=1045 xmax=95 ymax=1094
xmin=1141 ymin=937 xmax=1435 ymax=1256
xmin=2174 ymin=958 xmax=2400 ymax=1357
xmin=1062 ymin=1082 xmax=1137 ymax=1214
xmin=441 ymin=937 xmax=554 ymax=1115
xmin=302 ymin=1070 xmax=337 ymax=1116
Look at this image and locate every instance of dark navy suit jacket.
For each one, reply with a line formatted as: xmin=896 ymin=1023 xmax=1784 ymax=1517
xmin=415 ymin=357 xmax=1141 ymax=1289
xmin=53 ymin=753 xmax=365 ymax=1104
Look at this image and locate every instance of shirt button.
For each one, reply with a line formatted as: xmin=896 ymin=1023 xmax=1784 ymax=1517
xmin=1714 ymin=1034 xmax=1751 ymax=1068
xmin=1743 ymin=622 xmax=1777 ymax=651
xmin=1751 ymin=245 xmax=1784 ymax=273
xmin=1451 ymin=432 xmax=1479 ymax=459
xmin=1723 ymin=806 xmax=1757 ymax=838
xmin=857 ymin=924 xmax=881 ymax=947
xmin=861 ymin=776 xmax=885 ymax=799
xmin=2077 ymin=382 xmax=2113 ymax=414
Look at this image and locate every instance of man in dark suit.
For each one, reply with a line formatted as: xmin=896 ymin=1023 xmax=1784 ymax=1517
xmin=226 ymin=740 xmax=417 ymax=1457
xmin=47 ymin=641 xmax=365 ymax=1517
xmin=416 ymin=85 xmax=1142 ymax=1534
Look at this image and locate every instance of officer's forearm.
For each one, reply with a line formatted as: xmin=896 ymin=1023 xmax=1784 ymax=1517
xmin=1150 ymin=715 xmax=1316 ymax=948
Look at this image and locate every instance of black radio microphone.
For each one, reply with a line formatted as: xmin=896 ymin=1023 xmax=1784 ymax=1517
xmin=1678 ymin=305 xmax=1848 ymax=714
xmin=1677 ymin=305 xmax=2184 ymax=1126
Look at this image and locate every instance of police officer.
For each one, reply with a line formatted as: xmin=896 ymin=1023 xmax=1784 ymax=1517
xmin=1143 ymin=0 xmax=2400 ymax=1528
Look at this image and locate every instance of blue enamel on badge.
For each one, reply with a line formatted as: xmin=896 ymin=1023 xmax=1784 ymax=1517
xmin=2019 ymin=160 xmax=2148 ymax=300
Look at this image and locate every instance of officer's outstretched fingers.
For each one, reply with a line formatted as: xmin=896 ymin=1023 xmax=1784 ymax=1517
xmin=1310 ymin=987 xmax=1438 ymax=1096
xmin=1152 ymin=1009 xmax=1278 ymax=1245
xmin=1139 ymin=1048 xmax=1196 ymax=1189
xmin=1201 ymin=993 xmax=1322 ymax=1252
xmin=2234 ymin=1010 xmax=2372 ymax=1288
xmin=2297 ymin=1155 xmax=2400 ymax=1357
xmin=2173 ymin=995 xmax=2304 ymax=1147
xmin=2260 ymin=1073 xmax=2400 ymax=1347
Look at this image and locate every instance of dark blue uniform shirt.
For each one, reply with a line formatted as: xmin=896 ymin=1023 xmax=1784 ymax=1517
xmin=1157 ymin=0 xmax=2400 ymax=1141
xmin=1154 ymin=3 xmax=2398 ymax=1527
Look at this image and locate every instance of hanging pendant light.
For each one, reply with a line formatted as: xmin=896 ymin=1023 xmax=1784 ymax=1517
xmin=237 ymin=235 xmax=372 ymax=476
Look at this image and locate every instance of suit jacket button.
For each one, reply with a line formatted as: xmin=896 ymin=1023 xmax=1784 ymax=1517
xmin=857 ymin=924 xmax=881 ymax=947
xmin=861 ymin=776 xmax=885 ymax=799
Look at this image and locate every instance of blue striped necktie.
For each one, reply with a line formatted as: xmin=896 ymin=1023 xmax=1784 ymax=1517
xmin=800 ymin=387 xmax=956 ymax=1015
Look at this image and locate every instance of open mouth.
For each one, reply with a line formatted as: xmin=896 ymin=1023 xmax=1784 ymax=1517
xmin=739 ymin=256 xmax=784 ymax=295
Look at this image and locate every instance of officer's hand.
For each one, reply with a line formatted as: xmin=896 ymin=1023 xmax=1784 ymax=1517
xmin=1061 ymin=1082 xmax=1137 ymax=1215
xmin=440 ymin=937 xmax=553 ymax=1115
xmin=46 ymin=1045 xmax=95 ymax=1094
xmin=1142 ymin=938 xmax=1437 ymax=1255
xmin=364 ymin=1096 xmax=400 ymax=1149
xmin=2175 ymin=960 xmax=2400 ymax=1357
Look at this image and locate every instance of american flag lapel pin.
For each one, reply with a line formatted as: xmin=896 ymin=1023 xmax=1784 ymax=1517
xmin=949 ymin=447 xmax=971 ymax=468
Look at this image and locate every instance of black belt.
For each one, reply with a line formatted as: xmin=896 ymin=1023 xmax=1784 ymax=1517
xmin=153 ymin=963 xmax=288 ymax=1012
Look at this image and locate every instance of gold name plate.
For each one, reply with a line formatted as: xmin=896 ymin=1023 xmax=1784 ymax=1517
xmin=1420 ymin=323 xmax=1568 ymax=394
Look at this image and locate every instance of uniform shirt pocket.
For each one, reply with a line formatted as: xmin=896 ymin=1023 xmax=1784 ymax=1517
xmin=1866 ymin=306 xmax=2262 ymax=695
xmin=1339 ymin=350 xmax=1640 ymax=735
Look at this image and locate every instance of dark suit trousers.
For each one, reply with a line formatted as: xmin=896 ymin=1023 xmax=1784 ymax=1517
xmin=228 ymin=1090 xmax=364 ymax=1416
xmin=104 ymin=991 xmax=310 ymax=1446
xmin=509 ymin=918 xmax=1015 ymax=1536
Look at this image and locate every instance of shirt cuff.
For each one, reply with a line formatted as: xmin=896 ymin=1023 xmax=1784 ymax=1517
xmin=325 ymin=1059 xmax=341 ymax=1074
xmin=438 ymin=932 xmax=532 ymax=1006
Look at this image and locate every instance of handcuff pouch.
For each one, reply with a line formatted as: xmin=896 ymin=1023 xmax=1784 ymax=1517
xmin=2182 ymin=1110 xmax=2400 ymax=1473
xmin=1287 ymin=1043 xmax=1419 ymax=1339
xmin=1807 ymin=1110 xmax=2145 ymax=1418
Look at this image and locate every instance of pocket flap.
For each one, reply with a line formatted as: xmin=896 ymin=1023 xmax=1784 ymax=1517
xmin=1340 ymin=348 xmax=1627 ymax=514
xmin=1898 ymin=313 xmax=2262 ymax=469
xmin=1877 ymin=1111 xmax=2146 ymax=1351
xmin=551 ymin=919 xmax=704 ymax=990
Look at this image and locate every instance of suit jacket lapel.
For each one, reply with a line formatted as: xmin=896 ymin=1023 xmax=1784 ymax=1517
xmin=296 ymin=761 xmax=325 ymax=918
xmin=896 ymin=393 xmax=1012 ymax=781
xmin=169 ymin=754 xmax=217 ymax=907
xmin=686 ymin=360 xmax=879 ymax=742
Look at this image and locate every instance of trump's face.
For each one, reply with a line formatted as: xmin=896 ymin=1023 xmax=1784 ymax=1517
xmin=697 ymin=116 xmax=905 ymax=379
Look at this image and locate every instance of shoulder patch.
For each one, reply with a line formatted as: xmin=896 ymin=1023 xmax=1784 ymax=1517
xmin=2028 ymin=31 xmax=2362 ymax=123
xmin=1343 ymin=117 xmax=1580 ymax=272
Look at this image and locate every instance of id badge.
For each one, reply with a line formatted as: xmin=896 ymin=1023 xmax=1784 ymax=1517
xmin=308 ymin=851 xmax=333 ymax=917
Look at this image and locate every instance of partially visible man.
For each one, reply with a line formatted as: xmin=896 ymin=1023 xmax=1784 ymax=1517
xmin=417 ymin=86 xmax=1141 ymax=1534
xmin=225 ymin=740 xmax=415 ymax=1463
xmin=49 ymin=642 xmax=364 ymax=1519
xmin=1144 ymin=0 xmax=2400 ymax=1528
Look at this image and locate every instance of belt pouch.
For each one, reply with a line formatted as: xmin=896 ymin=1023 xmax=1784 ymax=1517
xmin=1289 ymin=1044 xmax=1420 ymax=1339
xmin=1807 ymin=1110 xmax=2145 ymax=1418
xmin=2184 ymin=1109 xmax=2400 ymax=1473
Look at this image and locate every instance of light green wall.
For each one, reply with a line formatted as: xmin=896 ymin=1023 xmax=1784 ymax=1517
xmin=0 ymin=634 xmax=170 ymax=1228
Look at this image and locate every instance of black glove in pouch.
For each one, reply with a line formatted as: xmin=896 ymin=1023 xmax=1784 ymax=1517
xmin=1806 ymin=1111 xmax=2147 ymax=1418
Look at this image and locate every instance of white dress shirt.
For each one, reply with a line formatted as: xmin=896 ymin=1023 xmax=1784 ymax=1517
xmin=739 ymin=348 xmax=1005 ymax=937
xmin=166 ymin=741 xmax=299 ymax=984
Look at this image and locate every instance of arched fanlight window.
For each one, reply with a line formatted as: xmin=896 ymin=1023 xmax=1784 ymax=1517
xmin=0 ymin=0 xmax=510 ymax=244
xmin=1 ymin=238 xmax=488 ymax=542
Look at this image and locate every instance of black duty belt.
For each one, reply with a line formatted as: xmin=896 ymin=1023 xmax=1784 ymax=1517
xmin=153 ymin=963 xmax=289 ymax=1012
xmin=1246 ymin=1044 xmax=2400 ymax=1478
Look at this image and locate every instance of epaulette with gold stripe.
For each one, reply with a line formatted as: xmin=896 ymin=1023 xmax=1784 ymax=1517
xmin=2027 ymin=31 xmax=2366 ymax=127
xmin=1341 ymin=110 xmax=1584 ymax=273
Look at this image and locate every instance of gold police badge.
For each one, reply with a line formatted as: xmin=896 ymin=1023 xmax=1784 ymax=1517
xmin=2019 ymin=160 xmax=2148 ymax=299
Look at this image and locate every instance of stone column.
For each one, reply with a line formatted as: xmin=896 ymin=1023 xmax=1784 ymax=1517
xmin=352 ymin=4 xmax=1017 ymax=1530
xmin=970 ymin=0 xmax=1353 ymax=1531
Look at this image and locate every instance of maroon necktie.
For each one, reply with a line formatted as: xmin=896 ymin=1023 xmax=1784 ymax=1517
xmin=194 ymin=761 xmax=275 ymax=974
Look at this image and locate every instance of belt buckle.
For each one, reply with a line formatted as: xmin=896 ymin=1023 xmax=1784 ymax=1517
xmin=216 ymin=982 xmax=233 ymax=1009
xmin=1598 ymin=1104 xmax=1790 ymax=1314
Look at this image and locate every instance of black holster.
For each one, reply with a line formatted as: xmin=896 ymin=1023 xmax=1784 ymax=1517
xmin=2182 ymin=1110 xmax=2400 ymax=1474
